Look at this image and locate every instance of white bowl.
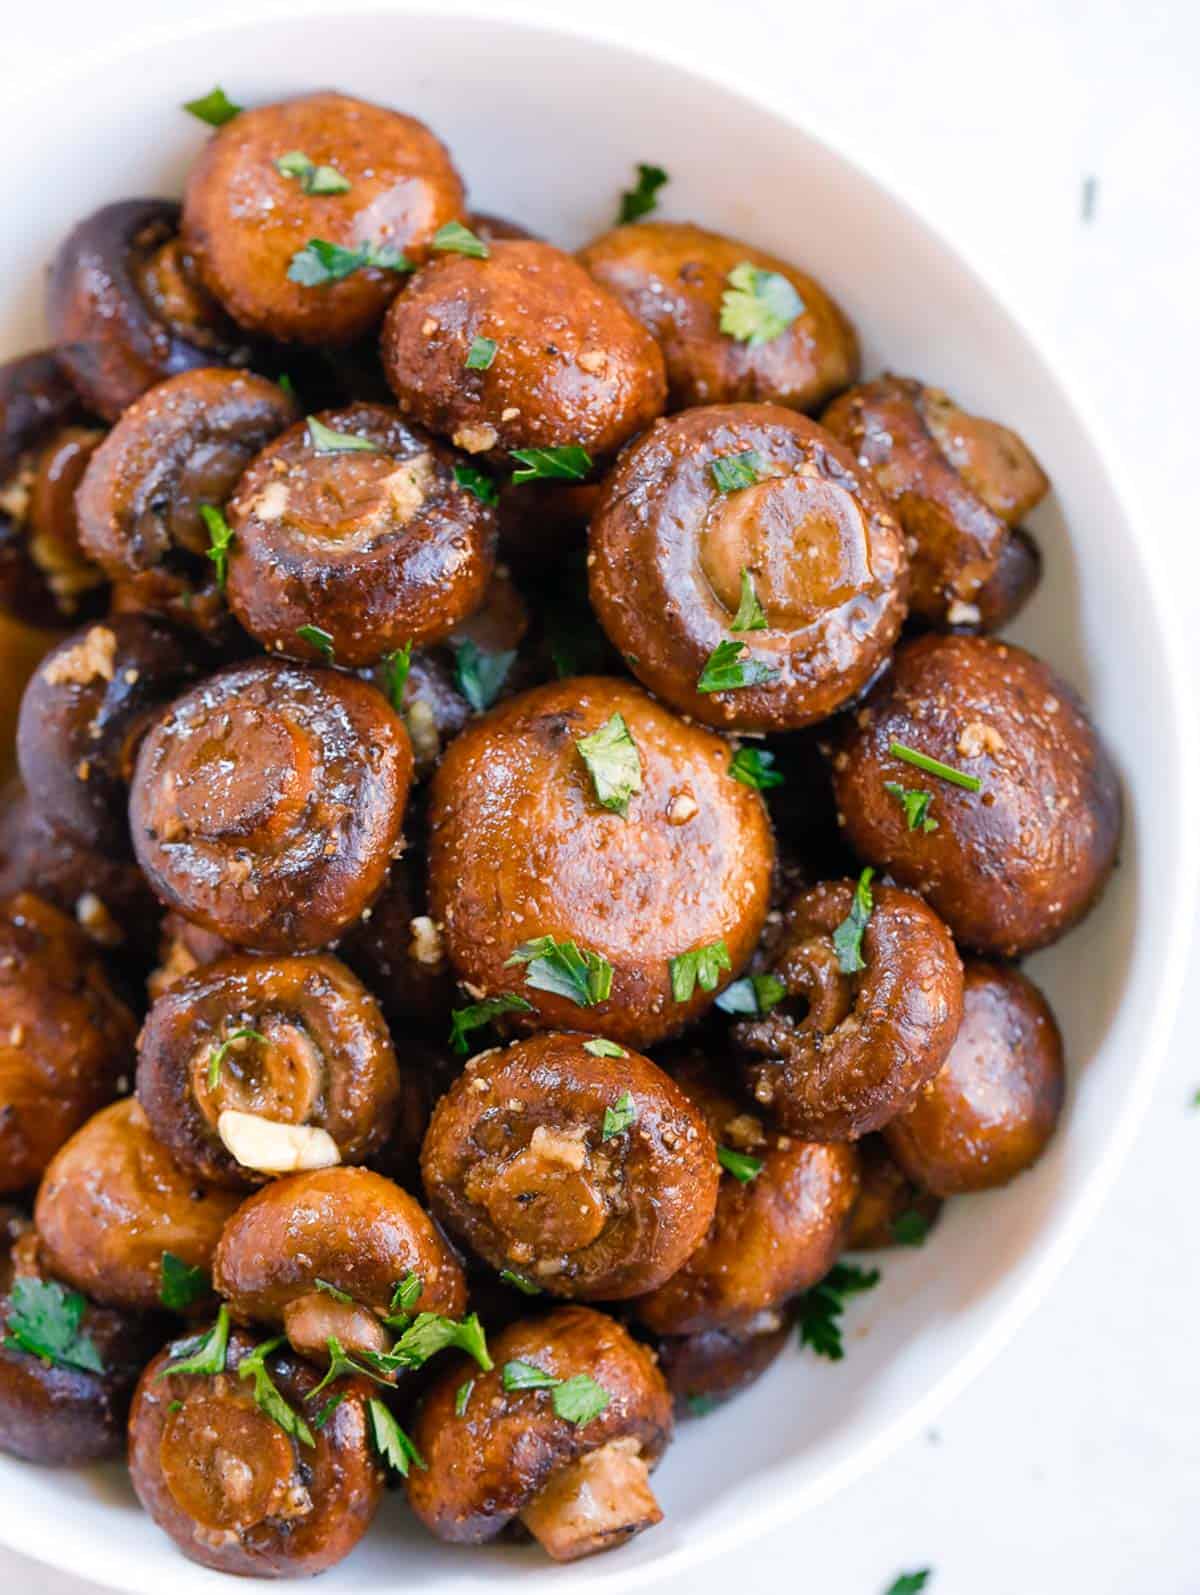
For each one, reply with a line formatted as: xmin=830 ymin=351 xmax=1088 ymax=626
xmin=1 ymin=9 xmax=1194 ymax=1593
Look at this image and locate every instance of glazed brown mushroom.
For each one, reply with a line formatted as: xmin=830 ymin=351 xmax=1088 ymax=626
xmin=380 ymin=239 xmax=667 ymax=464
xmin=75 ymin=367 xmax=298 ymax=638
xmin=733 ymin=879 xmax=964 ymax=1141
xmin=843 ymin=1135 xmax=942 ymax=1251
xmin=0 ymin=1226 xmax=160 ymax=1464
xmin=339 ymin=849 xmax=454 ymax=1031
xmin=129 ymin=659 xmax=412 ymax=951
xmin=821 ymin=375 xmax=1049 ymax=625
xmin=136 ymin=951 xmax=402 ymax=1189
xmin=129 ymin=1323 xmax=384 ymax=1576
xmin=16 ymin=615 xmax=200 ymax=851
xmin=884 ymin=960 xmax=1065 ymax=1195
xmin=469 ymin=211 xmax=539 ymax=244
xmin=0 ymin=892 xmax=136 ymax=1194
xmin=579 ymin=220 xmax=860 ymax=413
xmin=427 ymin=677 xmax=774 ymax=1048
xmin=636 ymin=1051 xmax=860 ymax=1335
xmin=959 ymin=525 xmax=1042 ymax=634
xmin=182 ymin=91 xmax=464 ymax=346
xmin=214 ymin=1166 xmax=467 ymax=1363
xmin=146 ymin=910 xmax=233 ymax=1001
xmin=654 ymin=1321 xmax=791 ymax=1414
xmin=422 ymin=1032 xmax=719 ymax=1299
xmin=225 ymin=403 xmax=497 ymax=665
xmin=408 ymin=1305 xmax=672 ymax=1561
xmin=587 ymin=404 xmax=909 ymax=731
xmin=832 ymin=634 xmax=1122 ymax=956
xmin=48 ymin=200 xmax=257 ymax=422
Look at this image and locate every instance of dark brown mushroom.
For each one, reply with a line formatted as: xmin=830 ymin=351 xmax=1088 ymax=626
xmin=955 ymin=526 xmax=1043 ymax=634
xmin=843 ymin=1135 xmax=942 ymax=1250
xmin=338 ymin=847 xmax=454 ymax=1032
xmin=654 ymin=1322 xmax=792 ymax=1414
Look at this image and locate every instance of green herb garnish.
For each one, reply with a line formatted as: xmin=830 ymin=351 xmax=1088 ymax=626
xmin=368 ymin=1397 xmax=426 ymax=1476
xmin=199 ymin=504 xmax=235 ymax=589
xmin=686 ymin=1393 xmax=719 ymax=1417
xmin=717 ymin=1145 xmax=763 ymax=1183
xmin=3 ymin=1277 xmax=103 ymax=1372
xmin=453 ymin=463 xmax=499 ymax=505
xmin=885 ymin=1573 xmax=932 ymax=1595
xmin=697 ymin=639 xmax=779 ymax=694
xmin=238 ymin=1336 xmax=314 ymax=1446
xmin=388 ymin=1311 xmax=492 ymax=1372
xmin=465 ymin=335 xmax=497 ymax=371
xmin=287 ymin=238 xmax=412 ymax=286
xmin=206 ymin=1026 xmax=267 ymax=1093
xmin=884 ymin=782 xmax=939 ymax=832
xmin=389 ymin=1273 xmax=423 ymax=1318
xmin=729 ymin=746 xmax=784 ymax=790
xmin=832 ymin=867 xmax=875 ymax=975
xmin=183 ymin=86 xmax=242 ymax=127
xmin=275 ymin=151 xmax=351 ymax=195
xmin=158 ymin=1305 xmax=230 ymax=1380
xmin=891 ymin=1210 xmax=931 ymax=1247
xmin=311 ymin=1391 xmax=346 ymax=1429
xmin=507 ymin=935 xmax=614 ymax=1007
xmin=432 ymin=221 xmax=489 ymax=258
xmin=307 ymin=415 xmax=379 ymax=454
xmin=602 ymin=1090 xmax=638 ymax=1140
xmin=710 ymin=451 xmax=764 ymax=494
xmin=306 ymin=1335 xmax=389 ymax=1402
xmin=455 ymin=1379 xmax=475 ymax=1416
xmin=159 ymin=1253 xmax=209 ymax=1312
xmin=731 ymin=568 xmax=768 ymax=632
xmin=313 ymin=1278 xmax=354 ymax=1305
xmin=499 ymin=1361 xmax=609 ymax=1424
xmin=618 ymin=162 xmax=668 ymax=223
xmin=584 ymin=1038 xmax=627 ymax=1058
xmin=510 ymin=446 xmax=592 ymax=484
xmin=576 ymin=712 xmax=642 ymax=818
xmin=795 ymin=1262 xmax=880 ymax=1361
xmin=669 ymin=939 xmax=731 ymax=1003
xmin=453 ymin=638 xmax=515 ymax=712
xmin=715 ymin=972 xmax=786 ymax=1016
xmin=297 ymin=624 xmax=335 ymax=662
xmin=719 ymin=261 xmax=804 ymax=345
xmin=499 ymin=1269 xmax=541 ymax=1295
xmin=888 ymin=742 xmax=981 ymax=792
xmin=448 ymin=993 xmax=533 ymax=1055
xmin=381 ymin=641 xmax=412 ymax=712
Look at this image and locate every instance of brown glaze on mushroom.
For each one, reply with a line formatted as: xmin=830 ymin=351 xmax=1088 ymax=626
xmin=421 ymin=1032 xmax=719 ymax=1299
xmin=579 ymin=221 xmax=860 ymax=413
xmin=33 ymin=1097 xmax=241 ymax=1313
xmin=130 ymin=659 xmax=412 ymax=951
xmin=427 ymin=677 xmax=774 ymax=1048
xmin=128 ymin=1326 xmax=384 ymax=1576
xmin=407 ymin=1305 xmax=672 ymax=1561
xmin=182 ymin=92 xmax=464 ymax=346
xmin=654 ymin=1321 xmax=791 ymax=1414
xmin=214 ymin=1166 xmax=466 ymax=1363
xmin=136 ymin=951 xmax=402 ymax=1189
xmin=733 ymin=880 xmax=963 ymax=1141
xmin=0 ymin=892 xmax=136 ymax=1194
xmin=958 ymin=526 xmax=1042 ymax=634
xmin=636 ymin=1051 xmax=860 ymax=1334
xmin=832 ymin=634 xmax=1121 ymax=956
xmin=843 ymin=1135 xmax=942 ymax=1250
xmin=469 ymin=212 xmax=539 ymax=245
xmin=48 ymin=200 xmax=256 ymax=421
xmin=884 ymin=960 xmax=1065 ymax=1195
xmin=225 ymin=403 xmax=497 ymax=665
xmin=821 ymin=375 xmax=1049 ymax=625
xmin=339 ymin=850 xmax=454 ymax=1032
xmin=380 ymin=240 xmax=667 ymax=464
xmin=588 ymin=404 xmax=909 ymax=731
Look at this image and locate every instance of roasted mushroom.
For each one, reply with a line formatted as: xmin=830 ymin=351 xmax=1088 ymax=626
xmin=380 ymin=239 xmax=667 ymax=464
xmin=0 ymin=892 xmax=136 ymax=1194
xmin=579 ymin=220 xmax=859 ymax=413
xmin=654 ymin=1321 xmax=792 ymax=1414
xmin=422 ymin=1032 xmax=719 ymax=1299
xmin=832 ymin=634 xmax=1122 ymax=955
xmin=182 ymin=91 xmax=464 ymax=346
xmin=733 ymin=879 xmax=963 ymax=1141
xmin=129 ymin=659 xmax=412 ymax=951
xmin=587 ymin=404 xmax=909 ymax=730
xmin=129 ymin=1322 xmax=384 ymax=1575
xmin=407 ymin=1304 xmax=672 ymax=1561
xmin=136 ymin=951 xmax=402 ymax=1189
xmin=821 ymin=375 xmax=1049 ymax=625
xmin=225 ymin=403 xmax=497 ymax=665
xmin=338 ymin=849 xmax=454 ymax=1031
xmin=884 ymin=960 xmax=1065 ymax=1195
xmin=427 ymin=676 xmax=774 ymax=1048
xmin=33 ymin=1097 xmax=241 ymax=1313
xmin=843 ymin=1136 xmax=942 ymax=1251
xmin=955 ymin=525 xmax=1043 ymax=634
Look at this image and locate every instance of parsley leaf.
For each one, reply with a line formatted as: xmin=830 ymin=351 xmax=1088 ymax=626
xmin=159 ymin=1253 xmax=209 ymax=1312
xmin=368 ymin=1397 xmax=426 ymax=1476
xmin=711 ymin=451 xmax=764 ymax=494
xmin=432 ymin=221 xmax=489 ymax=258
xmin=453 ymin=638 xmax=515 ymax=712
xmin=389 ymin=1273 xmax=423 ymax=1317
xmin=832 ymin=867 xmax=875 ymax=975
xmin=618 ymin=162 xmax=669 ymax=224
xmin=501 ymin=1358 xmax=558 ymax=1391
xmin=307 ymin=415 xmax=379 ymax=454
xmin=669 ymin=939 xmax=731 ymax=1002
xmin=888 ymin=741 xmax=981 ymax=792
xmin=3 ymin=1277 xmax=103 ymax=1373
xmin=602 ymin=1089 xmax=638 ymax=1140
xmin=449 ymin=992 xmax=533 ymax=1054
xmin=584 ymin=1038 xmax=627 ymax=1058
xmin=552 ymin=1373 xmax=609 ymax=1425
xmin=506 ymin=935 xmax=614 ymax=1006
xmin=313 ymin=1278 xmax=354 ymax=1305
xmin=687 ymin=1393 xmax=719 ymax=1417
xmin=729 ymin=746 xmax=784 ymax=790
xmin=499 ymin=1269 xmax=541 ymax=1295
xmin=297 ymin=624 xmax=335 ymax=662
xmin=715 ymin=971 xmax=786 ymax=1016
xmin=199 ymin=504 xmax=234 ymax=589
xmin=576 ymin=712 xmax=642 ymax=817
xmin=731 ymin=568 xmax=768 ymax=632
xmin=885 ymin=1573 xmax=932 ymax=1595
xmin=238 ymin=1336 xmax=314 ymax=1446
xmin=795 ymin=1262 xmax=880 ymax=1361
xmin=884 ymin=781 xmax=938 ymax=832
xmin=719 ymin=261 xmax=804 ymax=346
xmin=717 ymin=1144 xmax=763 ymax=1183
xmin=308 ymin=1334 xmax=391 ymax=1399
xmin=207 ymin=1026 xmax=267 ymax=1094
xmin=891 ymin=1210 xmax=931 ymax=1247
xmin=287 ymin=238 xmax=412 ymax=286
xmin=158 ymin=1305 xmax=230 ymax=1380
xmin=455 ymin=1379 xmax=475 ymax=1416
xmin=381 ymin=641 xmax=412 ymax=712
xmin=182 ymin=86 xmax=242 ymax=126
xmin=696 ymin=639 xmax=779 ymax=694
xmin=275 ymin=151 xmax=351 ymax=196
xmin=387 ymin=1311 xmax=492 ymax=1372
xmin=453 ymin=463 xmax=499 ymax=505
xmin=465 ymin=335 xmax=497 ymax=371
xmin=311 ymin=1390 xmax=346 ymax=1429
xmin=510 ymin=446 xmax=592 ymax=484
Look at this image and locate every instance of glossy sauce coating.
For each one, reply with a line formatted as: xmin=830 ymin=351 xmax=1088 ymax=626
xmin=427 ymin=677 xmax=774 ymax=1047
xmin=34 ymin=1097 xmax=241 ymax=1312
xmin=734 ymin=880 xmax=963 ymax=1140
xmin=843 ymin=1135 xmax=942 ymax=1250
xmin=655 ymin=1321 xmax=791 ymax=1413
xmin=182 ymin=91 xmax=464 ymax=346
xmin=588 ymin=405 xmax=909 ymax=731
xmin=884 ymin=960 xmax=1065 ymax=1194
xmin=226 ymin=403 xmax=497 ymax=665
xmin=130 ymin=659 xmax=412 ymax=950
xmin=579 ymin=221 xmax=860 ymax=413
xmin=961 ymin=526 xmax=1043 ymax=634
xmin=421 ymin=1032 xmax=719 ymax=1299
xmin=636 ymin=1052 xmax=860 ymax=1334
xmin=832 ymin=634 xmax=1122 ymax=955
xmin=128 ymin=1327 xmax=384 ymax=1576
xmin=137 ymin=952 xmax=401 ymax=1188
xmin=381 ymin=240 xmax=667 ymax=463
xmin=338 ymin=848 xmax=454 ymax=1030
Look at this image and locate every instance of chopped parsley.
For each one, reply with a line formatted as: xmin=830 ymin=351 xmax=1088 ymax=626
xmin=618 ymin=162 xmax=669 ymax=224
xmin=686 ymin=1393 xmax=719 ymax=1417
xmin=3 ymin=1277 xmax=103 ymax=1373
xmin=669 ymin=939 xmax=731 ymax=1002
xmin=389 ymin=1273 xmax=423 ymax=1317
xmin=308 ymin=1335 xmax=388 ymax=1401
xmin=368 ymin=1397 xmax=426 ymax=1476
xmin=313 ymin=1278 xmax=354 ymax=1305
xmin=795 ymin=1262 xmax=880 ymax=1361
xmin=274 ymin=151 xmax=350 ymax=196
xmin=832 ymin=867 xmax=875 ymax=975
xmin=717 ymin=1145 xmax=763 ymax=1183
xmin=387 ymin=1311 xmax=492 ymax=1372
xmin=891 ymin=1210 xmax=931 ymax=1247
xmin=453 ymin=638 xmax=515 ymax=712
xmin=207 ymin=1026 xmax=267 ymax=1093
xmin=158 ymin=1305 xmax=230 ymax=1380
xmin=287 ymin=238 xmax=412 ymax=286
xmin=238 ymin=1336 xmax=314 ymax=1446
xmin=729 ymin=746 xmax=784 ymax=790
xmin=602 ymin=1090 xmax=638 ymax=1140
xmin=715 ymin=971 xmax=786 ymax=1016
xmin=432 ymin=220 xmax=489 ymax=258
xmin=453 ymin=463 xmax=499 ymax=505
xmin=455 ymin=1379 xmax=475 ymax=1416
xmin=159 ymin=1253 xmax=209 ymax=1312
xmin=731 ymin=568 xmax=768 ymax=632
xmin=696 ymin=639 xmax=779 ymax=694
xmin=199 ymin=504 xmax=235 ymax=589
xmin=501 ymin=1361 xmax=610 ymax=1425
xmin=310 ymin=1391 xmax=346 ymax=1430
xmin=449 ymin=992 xmax=533 ymax=1054
xmin=884 ymin=781 xmax=938 ymax=832
xmin=307 ymin=415 xmax=379 ymax=454
xmin=277 ymin=373 xmax=295 ymax=397
xmin=888 ymin=741 xmax=981 ymax=792
xmin=584 ymin=1038 xmax=627 ymax=1059
xmin=506 ymin=935 xmax=614 ymax=1007
xmin=710 ymin=451 xmax=764 ymax=494
xmin=297 ymin=624 xmax=335 ymax=662
xmin=381 ymin=641 xmax=412 ymax=712
xmin=719 ymin=261 xmax=804 ymax=346
xmin=510 ymin=446 xmax=592 ymax=484
xmin=576 ymin=712 xmax=642 ymax=817
xmin=182 ymin=86 xmax=242 ymax=126
xmin=465 ymin=335 xmax=497 ymax=371
xmin=499 ymin=1269 xmax=541 ymax=1295
xmin=884 ymin=1573 xmax=932 ymax=1595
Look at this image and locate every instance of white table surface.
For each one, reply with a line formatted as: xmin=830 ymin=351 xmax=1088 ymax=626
xmin=3 ymin=1 xmax=1197 ymax=1591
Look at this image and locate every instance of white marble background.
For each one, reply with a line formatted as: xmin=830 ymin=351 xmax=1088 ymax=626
xmin=2 ymin=1 xmax=1197 ymax=1590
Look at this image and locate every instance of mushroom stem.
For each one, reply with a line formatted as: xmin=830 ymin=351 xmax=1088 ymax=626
xmin=519 ymin=1439 xmax=662 ymax=1563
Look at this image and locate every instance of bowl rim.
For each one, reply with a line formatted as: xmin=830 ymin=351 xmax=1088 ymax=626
xmin=1 ymin=5 xmax=1196 ymax=1590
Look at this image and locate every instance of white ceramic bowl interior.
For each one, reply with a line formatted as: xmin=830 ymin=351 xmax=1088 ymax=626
xmin=0 ymin=10 xmax=1193 ymax=1593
